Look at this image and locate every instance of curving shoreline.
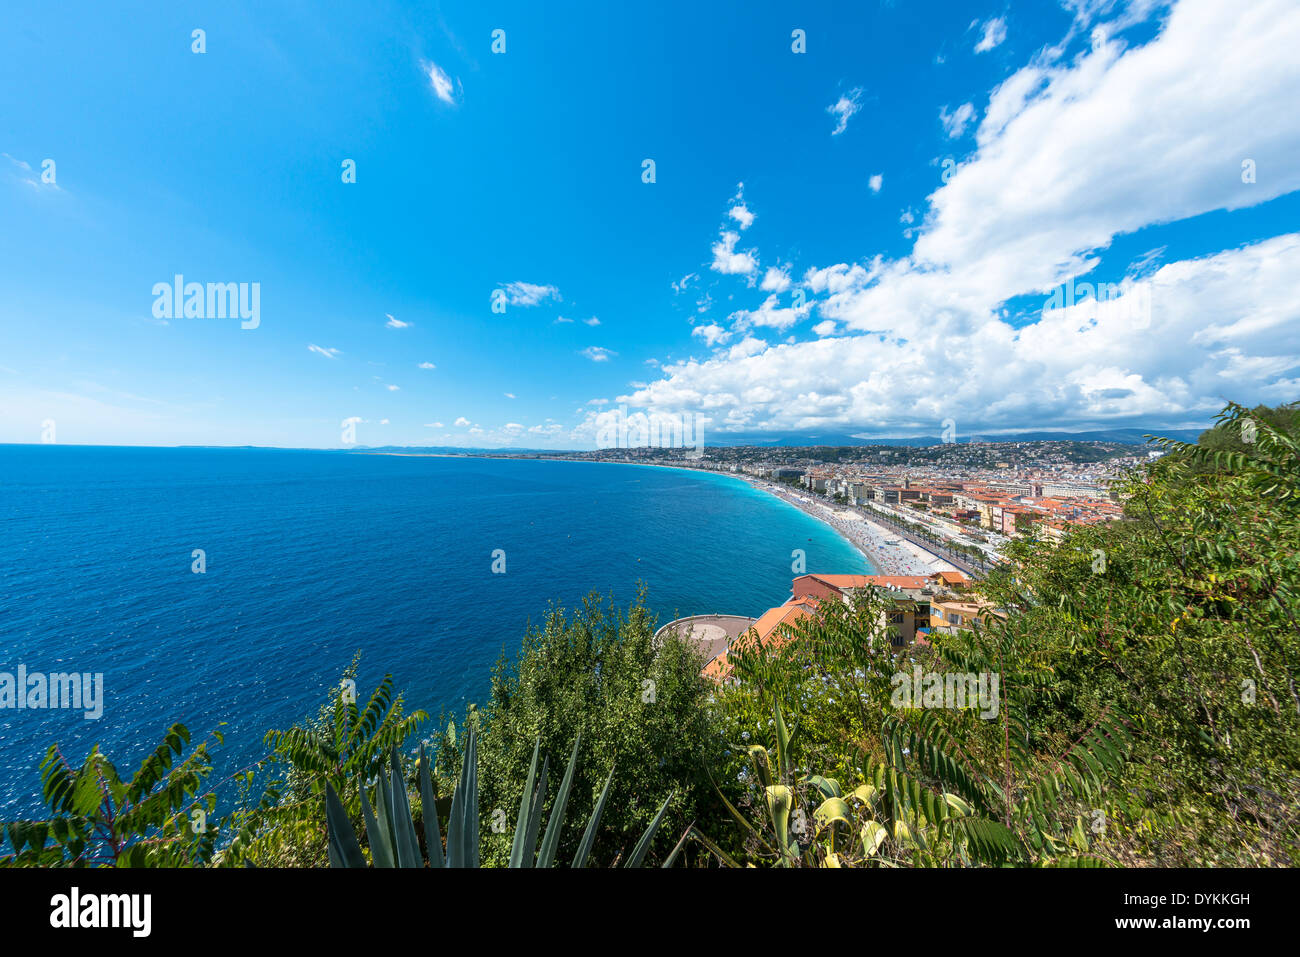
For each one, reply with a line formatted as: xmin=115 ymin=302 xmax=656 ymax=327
xmin=729 ymin=474 xmax=961 ymax=577
xmin=613 ymin=461 xmax=959 ymax=577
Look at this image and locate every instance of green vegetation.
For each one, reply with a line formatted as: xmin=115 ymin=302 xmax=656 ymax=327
xmin=462 ymin=591 xmax=724 ymax=866
xmin=1 ymin=401 xmax=1295 ymax=867
xmin=323 ymin=733 xmax=675 ymax=867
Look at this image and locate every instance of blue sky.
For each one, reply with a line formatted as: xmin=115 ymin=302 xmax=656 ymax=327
xmin=2 ymin=0 xmax=1298 ymax=448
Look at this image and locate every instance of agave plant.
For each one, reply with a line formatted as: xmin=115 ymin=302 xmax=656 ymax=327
xmin=325 ymin=728 xmax=677 ymax=867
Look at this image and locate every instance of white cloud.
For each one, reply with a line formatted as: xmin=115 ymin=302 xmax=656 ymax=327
xmin=827 ymin=89 xmax=863 ymax=135
xmin=426 ymin=60 xmax=457 ymax=104
xmin=711 ymin=231 xmax=758 ymax=275
xmin=812 ymin=320 xmax=838 ymax=337
xmin=454 ymin=416 xmax=471 ymax=427
xmin=504 ymin=392 xmax=516 ymax=398
xmin=554 ymin=316 xmax=574 ymax=324
xmin=692 ymin=323 xmax=731 ymax=347
xmin=672 ymin=272 xmax=699 ymax=294
xmin=308 ymin=344 xmax=341 ymax=359
xmin=611 ymin=0 xmax=1300 ymax=438
xmin=418 ymin=361 xmax=436 ymax=369
xmin=975 ymin=17 xmax=1008 ymax=52
xmin=501 ymin=281 xmax=561 ymax=306
xmin=386 ymin=384 xmax=400 ymax=391
xmin=386 ymin=314 xmax=411 ymax=329
xmin=729 ymin=294 xmax=813 ymax=333
xmin=868 ymin=174 xmax=883 ymax=193
xmin=425 ymin=422 xmax=444 ymax=428
xmin=729 ymin=203 xmax=755 ymax=229
xmin=939 ymin=102 xmax=976 ymax=138
xmin=580 ymin=346 xmax=616 ymax=362
xmin=583 ymin=316 xmax=601 ymax=326
xmin=761 ymin=266 xmax=792 ymax=293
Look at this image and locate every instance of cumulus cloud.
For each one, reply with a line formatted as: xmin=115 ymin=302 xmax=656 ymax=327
xmin=692 ymin=323 xmax=731 ymax=347
xmin=729 ymin=294 xmax=813 ymax=333
xmin=453 ymin=416 xmax=471 ymax=427
xmin=761 ymin=266 xmax=792 ymax=293
xmin=580 ymin=346 xmax=617 ymax=362
xmin=418 ymin=361 xmax=436 ymax=369
xmin=605 ymin=0 xmax=1300 ymax=439
xmin=711 ymin=231 xmax=759 ymax=275
xmin=728 ymin=186 xmax=756 ymax=230
xmin=868 ymin=174 xmax=883 ymax=193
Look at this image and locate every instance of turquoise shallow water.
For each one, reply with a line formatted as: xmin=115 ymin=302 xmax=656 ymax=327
xmin=0 ymin=446 xmax=871 ymax=816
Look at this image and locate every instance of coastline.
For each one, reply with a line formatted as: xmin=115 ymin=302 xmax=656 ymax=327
xmin=579 ymin=459 xmax=960 ymax=577
xmin=370 ymin=451 xmax=957 ymax=577
xmin=721 ymin=472 xmax=961 ymax=577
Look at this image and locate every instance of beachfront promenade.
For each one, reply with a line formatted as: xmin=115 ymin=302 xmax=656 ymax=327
xmin=852 ymin=505 xmax=993 ymax=576
xmin=744 ymin=478 xmax=989 ymax=577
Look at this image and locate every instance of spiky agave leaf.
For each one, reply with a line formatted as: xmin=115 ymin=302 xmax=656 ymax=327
xmin=325 ymin=781 xmax=366 ymax=868
xmin=536 ymin=735 xmax=581 ymax=868
xmin=418 ymin=743 xmax=444 ymax=867
xmin=624 ymin=792 xmax=674 ymax=868
xmin=571 ymin=766 xmax=614 ymax=868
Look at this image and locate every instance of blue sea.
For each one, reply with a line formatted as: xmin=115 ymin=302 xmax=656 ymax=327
xmin=0 ymin=446 xmax=871 ymax=817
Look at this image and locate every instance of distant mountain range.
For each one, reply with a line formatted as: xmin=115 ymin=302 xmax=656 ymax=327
xmin=347 ymin=425 xmax=1207 ymax=455
xmin=702 ymin=426 xmax=1209 ymax=447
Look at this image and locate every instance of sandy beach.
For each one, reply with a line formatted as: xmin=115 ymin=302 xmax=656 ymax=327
xmin=735 ymin=476 xmax=960 ymax=576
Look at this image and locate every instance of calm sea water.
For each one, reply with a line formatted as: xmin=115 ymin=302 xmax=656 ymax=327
xmin=0 ymin=446 xmax=871 ymax=817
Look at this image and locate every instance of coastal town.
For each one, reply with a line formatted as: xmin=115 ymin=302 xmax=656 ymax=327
xmin=503 ymin=438 xmax=1152 ymax=576
xmin=500 ymin=437 xmax=1153 ymax=679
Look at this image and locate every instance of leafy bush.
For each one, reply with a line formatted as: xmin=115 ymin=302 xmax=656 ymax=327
xmin=457 ymin=590 xmax=728 ymax=866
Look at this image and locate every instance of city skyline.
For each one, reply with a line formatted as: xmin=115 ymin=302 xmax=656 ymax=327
xmin=3 ymin=0 xmax=1298 ymax=450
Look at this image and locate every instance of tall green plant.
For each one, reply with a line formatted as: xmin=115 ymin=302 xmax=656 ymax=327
xmin=0 ymin=724 xmax=271 ymax=867
xmin=325 ymin=729 xmax=677 ymax=868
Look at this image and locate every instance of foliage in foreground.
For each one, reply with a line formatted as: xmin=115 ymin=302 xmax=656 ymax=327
xmin=704 ymin=400 xmax=1298 ymax=867
xmin=0 ymin=724 xmax=276 ymax=867
xmin=447 ymin=590 xmax=727 ymax=867
xmin=325 ymin=731 xmax=676 ymax=868
xmin=709 ymin=585 xmax=1128 ymax=867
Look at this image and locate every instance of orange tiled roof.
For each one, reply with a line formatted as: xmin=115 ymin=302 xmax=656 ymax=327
xmin=704 ymin=603 xmax=812 ymax=681
xmin=808 ymin=574 xmax=931 ymax=591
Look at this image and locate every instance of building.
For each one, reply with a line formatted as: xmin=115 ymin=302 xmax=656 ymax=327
xmin=688 ymin=569 xmax=973 ymax=683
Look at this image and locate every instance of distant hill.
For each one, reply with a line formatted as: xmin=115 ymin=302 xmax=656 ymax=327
xmin=695 ymin=427 xmax=1208 ymax=448
xmin=345 ymin=426 xmax=1205 ymax=455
